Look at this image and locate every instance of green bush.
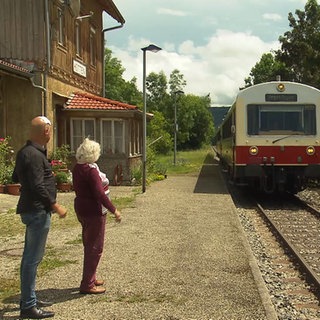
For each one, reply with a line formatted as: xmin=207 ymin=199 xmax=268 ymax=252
xmin=55 ymin=171 xmax=72 ymax=184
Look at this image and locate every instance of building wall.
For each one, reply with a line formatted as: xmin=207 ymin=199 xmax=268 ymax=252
xmin=0 ymin=75 xmax=42 ymax=151
xmin=49 ymin=0 xmax=104 ymax=95
xmin=0 ymin=0 xmax=46 ymax=63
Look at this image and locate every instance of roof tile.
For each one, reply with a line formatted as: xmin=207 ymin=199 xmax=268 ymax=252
xmin=64 ymin=92 xmax=138 ymax=111
xmin=0 ymin=59 xmax=32 ymax=75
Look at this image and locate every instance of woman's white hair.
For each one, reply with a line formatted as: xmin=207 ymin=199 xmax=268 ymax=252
xmin=75 ymin=138 xmax=101 ymax=164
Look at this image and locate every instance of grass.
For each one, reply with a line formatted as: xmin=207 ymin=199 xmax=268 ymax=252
xmin=157 ymin=146 xmax=214 ymax=175
xmin=0 ymin=278 xmax=19 ymax=303
xmin=38 ymin=246 xmax=77 ymax=277
xmin=0 ymin=208 xmax=25 ymax=238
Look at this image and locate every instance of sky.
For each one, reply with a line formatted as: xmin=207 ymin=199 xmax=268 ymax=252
xmin=103 ymin=0 xmax=307 ymax=106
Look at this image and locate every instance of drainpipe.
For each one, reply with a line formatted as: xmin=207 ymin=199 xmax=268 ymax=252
xmin=102 ymin=23 xmax=124 ymax=97
xmin=44 ymin=0 xmax=51 ymax=116
xmin=30 ymin=76 xmax=47 ymax=92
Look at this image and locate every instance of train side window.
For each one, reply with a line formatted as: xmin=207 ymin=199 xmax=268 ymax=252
xmin=247 ymin=105 xmax=259 ymax=135
xmin=304 ymin=105 xmax=316 ymax=135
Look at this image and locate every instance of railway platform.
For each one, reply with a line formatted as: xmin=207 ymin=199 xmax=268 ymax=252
xmin=0 ymin=157 xmax=278 ymax=319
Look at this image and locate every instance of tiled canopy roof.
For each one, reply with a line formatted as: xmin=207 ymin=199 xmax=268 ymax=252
xmin=64 ymin=92 xmax=139 ymax=111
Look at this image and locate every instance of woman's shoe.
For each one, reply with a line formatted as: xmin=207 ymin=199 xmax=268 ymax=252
xmin=94 ymin=279 xmax=104 ymax=286
xmin=80 ymin=286 xmax=106 ymax=294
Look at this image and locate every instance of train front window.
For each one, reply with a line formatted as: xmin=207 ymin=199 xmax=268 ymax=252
xmin=247 ymin=104 xmax=316 ymax=135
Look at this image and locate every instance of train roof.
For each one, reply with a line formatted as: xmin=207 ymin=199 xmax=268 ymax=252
xmin=215 ymin=81 xmax=320 ymax=134
xmin=238 ymin=81 xmax=320 ymax=97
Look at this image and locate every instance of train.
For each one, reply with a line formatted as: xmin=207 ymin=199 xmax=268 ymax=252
xmin=214 ymin=81 xmax=320 ymax=193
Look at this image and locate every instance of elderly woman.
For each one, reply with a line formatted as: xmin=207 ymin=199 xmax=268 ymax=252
xmin=72 ymin=138 xmax=121 ymax=294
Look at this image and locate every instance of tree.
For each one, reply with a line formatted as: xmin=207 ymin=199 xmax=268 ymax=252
xmin=244 ymin=53 xmax=288 ymax=87
xmin=169 ymin=69 xmax=186 ymax=94
xmin=104 ymin=48 xmax=142 ymax=106
xmin=177 ymin=94 xmax=214 ymax=150
xmin=146 ymin=71 xmax=169 ymax=112
xmin=148 ymin=111 xmax=173 ymax=154
xmin=104 ymin=48 xmax=126 ymax=100
xmin=276 ymin=0 xmax=320 ymax=87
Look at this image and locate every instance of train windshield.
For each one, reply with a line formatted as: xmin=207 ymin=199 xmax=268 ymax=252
xmin=247 ymin=104 xmax=316 ymax=135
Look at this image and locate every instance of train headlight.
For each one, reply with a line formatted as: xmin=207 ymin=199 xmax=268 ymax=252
xmin=277 ymin=83 xmax=285 ymax=92
xmin=249 ymin=146 xmax=258 ymax=155
xmin=306 ymin=146 xmax=315 ymax=155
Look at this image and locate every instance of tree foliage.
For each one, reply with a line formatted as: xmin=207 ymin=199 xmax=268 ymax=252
xmin=244 ymin=0 xmax=320 ymax=89
xmin=169 ymin=69 xmax=187 ymax=94
xmin=177 ymin=95 xmax=214 ymax=149
xmin=244 ymin=53 xmax=287 ymax=87
xmin=104 ymin=48 xmax=215 ymax=154
xmin=104 ymin=48 xmax=142 ymax=106
xmin=276 ymin=0 xmax=320 ymax=87
xmin=148 ymin=111 xmax=173 ymax=154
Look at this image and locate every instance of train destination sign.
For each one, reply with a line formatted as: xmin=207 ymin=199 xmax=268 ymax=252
xmin=265 ymin=94 xmax=297 ymax=102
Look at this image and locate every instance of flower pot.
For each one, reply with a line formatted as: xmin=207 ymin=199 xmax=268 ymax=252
xmin=0 ymin=184 xmax=5 ymax=193
xmin=6 ymin=183 xmax=21 ymax=196
xmin=57 ymin=183 xmax=72 ymax=192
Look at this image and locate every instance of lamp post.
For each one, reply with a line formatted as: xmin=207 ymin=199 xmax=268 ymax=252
xmin=173 ymin=90 xmax=184 ymax=165
xmin=141 ymin=44 xmax=162 ymax=193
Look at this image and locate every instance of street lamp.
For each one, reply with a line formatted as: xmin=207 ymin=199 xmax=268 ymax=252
xmin=141 ymin=44 xmax=162 ymax=193
xmin=173 ymin=90 xmax=184 ymax=165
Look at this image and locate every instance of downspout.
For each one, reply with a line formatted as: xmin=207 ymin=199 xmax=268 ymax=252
xmin=30 ymin=76 xmax=47 ymax=92
xmin=102 ymin=23 xmax=124 ymax=97
xmin=44 ymin=0 xmax=51 ymax=116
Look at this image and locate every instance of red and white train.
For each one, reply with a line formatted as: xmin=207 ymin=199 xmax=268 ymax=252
xmin=215 ymin=81 xmax=320 ymax=193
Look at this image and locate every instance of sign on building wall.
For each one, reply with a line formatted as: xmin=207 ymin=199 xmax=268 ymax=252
xmin=73 ymin=59 xmax=87 ymax=78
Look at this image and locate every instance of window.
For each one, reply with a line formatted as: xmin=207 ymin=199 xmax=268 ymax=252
xmin=247 ymin=104 xmax=316 ymax=135
xmin=71 ymin=118 xmax=95 ymax=151
xmin=130 ymin=120 xmax=141 ymax=156
xmin=89 ymin=26 xmax=96 ymax=66
xmin=75 ymin=21 xmax=81 ymax=57
xmin=58 ymin=8 xmax=66 ymax=47
xmin=101 ymin=119 xmax=125 ymax=154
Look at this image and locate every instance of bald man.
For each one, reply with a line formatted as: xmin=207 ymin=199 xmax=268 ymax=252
xmin=12 ymin=116 xmax=67 ymax=319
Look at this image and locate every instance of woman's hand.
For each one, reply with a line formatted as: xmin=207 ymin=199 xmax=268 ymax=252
xmin=114 ymin=209 xmax=121 ymax=223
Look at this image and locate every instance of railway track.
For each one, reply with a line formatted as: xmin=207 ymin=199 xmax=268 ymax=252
xmin=226 ymin=179 xmax=320 ymax=319
xmin=256 ymin=195 xmax=320 ymax=293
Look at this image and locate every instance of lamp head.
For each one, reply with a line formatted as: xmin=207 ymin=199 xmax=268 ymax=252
xmin=141 ymin=44 xmax=162 ymax=53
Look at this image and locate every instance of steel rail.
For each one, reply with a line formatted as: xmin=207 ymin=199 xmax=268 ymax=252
xmin=256 ymin=202 xmax=320 ymax=292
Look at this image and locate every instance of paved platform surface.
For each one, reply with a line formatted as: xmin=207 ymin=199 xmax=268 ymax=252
xmin=0 ymin=158 xmax=278 ymax=320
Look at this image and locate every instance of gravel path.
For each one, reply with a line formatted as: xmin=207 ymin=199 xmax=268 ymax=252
xmin=0 ymin=165 xmax=275 ymax=320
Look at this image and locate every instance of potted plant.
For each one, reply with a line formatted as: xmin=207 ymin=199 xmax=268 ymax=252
xmin=50 ymin=144 xmax=72 ymax=173
xmin=5 ymin=165 xmax=21 ymax=196
xmin=0 ymin=137 xmax=11 ymax=191
xmin=55 ymin=170 xmax=72 ymax=192
xmin=0 ymin=137 xmax=20 ymax=194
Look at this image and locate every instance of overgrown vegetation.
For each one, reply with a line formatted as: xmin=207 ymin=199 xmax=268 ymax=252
xmin=131 ymin=146 xmax=214 ymax=185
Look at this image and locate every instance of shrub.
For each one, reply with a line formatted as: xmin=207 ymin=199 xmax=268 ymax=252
xmin=55 ymin=171 xmax=72 ymax=184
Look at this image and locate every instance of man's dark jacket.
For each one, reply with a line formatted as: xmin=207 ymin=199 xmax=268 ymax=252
xmin=12 ymin=140 xmax=56 ymax=214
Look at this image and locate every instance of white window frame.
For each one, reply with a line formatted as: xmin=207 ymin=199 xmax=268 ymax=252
xmin=70 ymin=118 xmax=96 ymax=151
xmin=100 ymin=119 xmax=125 ymax=155
xmin=129 ymin=120 xmax=141 ymax=156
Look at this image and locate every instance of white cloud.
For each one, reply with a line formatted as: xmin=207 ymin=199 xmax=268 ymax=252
xmin=157 ymin=8 xmax=190 ymax=17
xmin=263 ymin=13 xmax=283 ymax=21
xmin=110 ymin=30 xmax=280 ymax=105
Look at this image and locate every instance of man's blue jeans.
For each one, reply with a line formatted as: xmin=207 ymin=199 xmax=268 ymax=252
xmin=20 ymin=210 xmax=51 ymax=310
